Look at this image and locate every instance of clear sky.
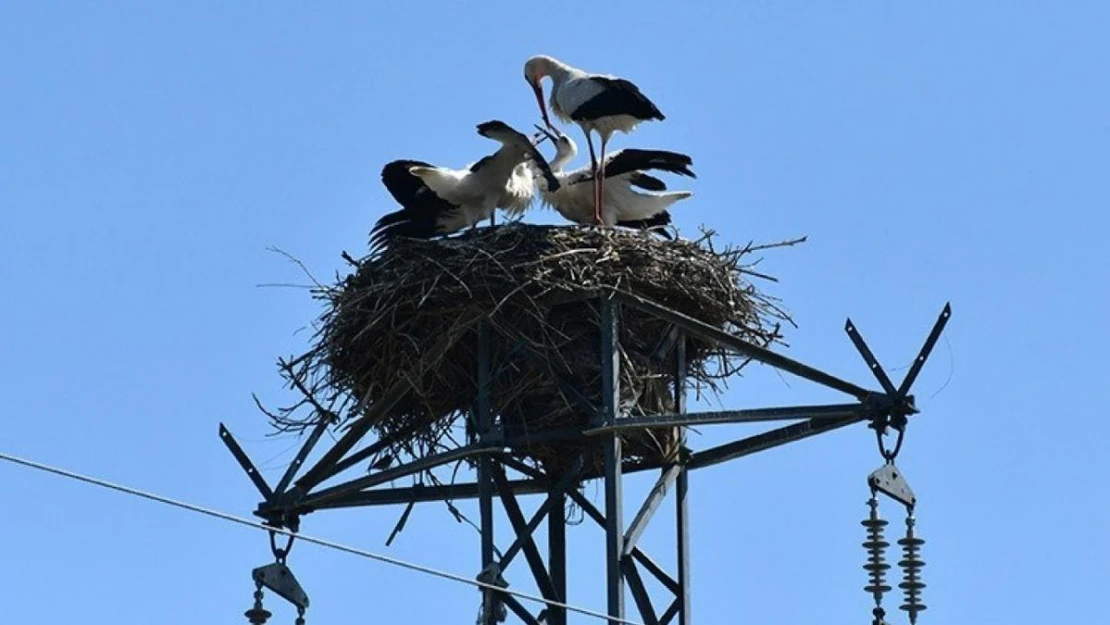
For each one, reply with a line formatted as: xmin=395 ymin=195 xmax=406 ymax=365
xmin=1 ymin=2 xmax=1106 ymax=624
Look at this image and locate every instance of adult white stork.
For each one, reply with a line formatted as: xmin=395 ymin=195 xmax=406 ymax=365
xmin=523 ymin=55 xmax=665 ymax=224
xmin=533 ymin=125 xmax=694 ymax=238
xmin=370 ymin=120 xmax=560 ymax=251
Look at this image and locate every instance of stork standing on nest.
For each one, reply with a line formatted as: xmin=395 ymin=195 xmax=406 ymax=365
xmin=523 ymin=55 xmax=666 ymax=225
xmin=533 ymin=125 xmax=695 ymax=237
xmin=370 ymin=120 xmax=560 ymax=250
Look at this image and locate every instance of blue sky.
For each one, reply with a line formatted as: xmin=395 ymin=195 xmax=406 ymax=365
xmin=1 ymin=2 xmax=1107 ymax=623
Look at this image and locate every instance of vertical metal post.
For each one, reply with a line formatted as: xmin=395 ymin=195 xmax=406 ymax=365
xmin=674 ymin=333 xmax=691 ymax=625
xmin=600 ymin=295 xmax=625 ymax=625
xmin=477 ymin=321 xmax=497 ymax=625
xmin=548 ymin=490 xmax=567 ymax=625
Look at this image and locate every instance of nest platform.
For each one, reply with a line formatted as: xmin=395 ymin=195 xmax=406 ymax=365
xmin=272 ymin=224 xmax=791 ymax=476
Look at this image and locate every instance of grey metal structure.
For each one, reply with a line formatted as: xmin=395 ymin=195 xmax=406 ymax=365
xmin=222 ymin=289 xmax=951 ymax=625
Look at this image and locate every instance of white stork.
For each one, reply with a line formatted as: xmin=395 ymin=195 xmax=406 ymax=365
xmin=370 ymin=120 xmax=560 ymax=250
xmin=533 ymin=125 xmax=694 ymax=237
xmin=523 ymin=55 xmax=665 ymax=225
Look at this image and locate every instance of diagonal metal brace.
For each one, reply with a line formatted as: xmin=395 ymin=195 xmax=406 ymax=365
xmin=273 ymin=415 xmax=333 ymax=497
xmin=844 ymin=319 xmax=898 ymax=396
xmin=220 ymin=423 xmax=274 ymax=502
xmin=899 ymin=302 xmax=952 ymax=396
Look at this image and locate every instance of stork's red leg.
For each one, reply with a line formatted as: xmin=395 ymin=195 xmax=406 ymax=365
xmin=596 ymin=135 xmax=609 ymax=225
xmin=585 ymin=131 xmax=601 ymax=225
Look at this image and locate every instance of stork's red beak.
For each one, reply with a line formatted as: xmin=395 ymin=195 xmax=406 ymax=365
xmin=533 ymin=123 xmax=557 ymax=145
xmin=530 ymin=81 xmax=556 ymax=133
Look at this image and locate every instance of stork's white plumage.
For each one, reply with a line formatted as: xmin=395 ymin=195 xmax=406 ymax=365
xmin=498 ymin=162 xmax=538 ymax=219
xmin=534 ymin=126 xmax=694 ymax=236
xmin=523 ymin=55 xmax=665 ymax=224
xmin=370 ymin=120 xmax=559 ymax=250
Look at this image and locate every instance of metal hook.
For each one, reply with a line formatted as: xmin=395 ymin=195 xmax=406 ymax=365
xmin=269 ymin=529 xmax=295 ymax=564
xmin=874 ymin=426 xmax=906 ymax=463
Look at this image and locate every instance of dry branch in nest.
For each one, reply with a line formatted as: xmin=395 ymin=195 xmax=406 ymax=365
xmin=265 ymin=224 xmax=798 ymax=478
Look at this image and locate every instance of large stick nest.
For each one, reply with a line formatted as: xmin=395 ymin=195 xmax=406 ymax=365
xmin=267 ymin=224 xmax=796 ymax=476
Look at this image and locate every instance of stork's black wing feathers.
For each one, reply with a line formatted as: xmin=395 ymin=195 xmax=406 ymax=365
xmin=475 ymin=120 xmax=561 ymax=192
xmin=468 ymin=155 xmax=495 ymax=173
xmin=628 ymin=172 xmax=668 ymax=192
xmin=571 ymin=77 xmax=665 ymax=123
xmin=372 ymin=159 xmax=461 ymax=252
xmin=602 ymin=149 xmax=695 ymax=181
xmin=381 ymin=159 xmax=436 ymax=206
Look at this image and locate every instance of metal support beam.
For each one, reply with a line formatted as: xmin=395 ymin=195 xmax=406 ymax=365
xmin=499 ymin=454 xmax=683 ymax=598
xmin=673 ymin=332 xmax=691 ymax=625
xmin=623 ymin=465 xmax=681 ymax=556
xmin=650 ymin=325 xmax=682 ymax=363
xmin=297 ymin=444 xmax=500 ymax=509
xmin=622 ymin=556 xmax=660 ymax=625
xmin=845 ymin=319 xmax=898 ymax=395
xmin=548 ymin=489 xmax=567 ymax=625
xmin=305 ymin=479 xmax=547 ymax=510
xmin=502 ymin=595 xmax=542 ymax=625
xmin=610 ymin=289 xmax=871 ymax=399
xmin=319 ymin=418 xmax=428 ymax=484
xmin=898 ymin=302 xmax=952 ymax=396
xmin=292 ymin=380 xmax=411 ymax=492
xmin=498 ymin=456 xmax=584 ymax=568
xmin=600 ymin=294 xmax=626 ymax=625
xmin=674 ymin=466 xmax=690 ymax=625
xmin=477 ymin=321 xmax=497 ymax=625
xmin=492 ymin=465 xmax=559 ymax=602
xmin=273 ymin=415 xmax=331 ymax=496
xmin=689 ymin=415 xmax=863 ymax=470
xmin=583 ymin=402 xmax=867 ymax=435
xmin=503 ymin=425 xmax=585 ymax=448
xmin=219 ymin=423 xmax=273 ymax=501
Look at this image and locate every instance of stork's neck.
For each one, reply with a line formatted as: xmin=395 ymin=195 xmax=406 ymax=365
xmin=537 ymin=55 xmax=580 ymax=85
xmin=550 ymin=144 xmax=576 ymax=172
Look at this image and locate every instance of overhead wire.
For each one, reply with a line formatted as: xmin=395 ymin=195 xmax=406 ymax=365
xmin=0 ymin=450 xmax=643 ymax=625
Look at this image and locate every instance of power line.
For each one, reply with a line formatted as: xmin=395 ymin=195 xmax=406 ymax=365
xmin=0 ymin=450 xmax=643 ymax=625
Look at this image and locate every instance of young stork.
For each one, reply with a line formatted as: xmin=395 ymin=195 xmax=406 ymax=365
xmin=523 ymin=55 xmax=665 ymax=224
xmin=533 ymin=125 xmax=694 ymax=238
xmin=369 ymin=120 xmax=560 ymax=250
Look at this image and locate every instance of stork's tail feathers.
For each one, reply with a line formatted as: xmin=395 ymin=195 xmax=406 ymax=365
xmin=618 ymin=191 xmax=692 ymax=224
xmin=369 ymin=207 xmax=442 ymax=252
xmin=661 ymin=190 xmax=693 ymax=203
xmin=617 ymin=211 xmax=675 ymax=240
xmin=369 ymin=208 xmax=411 ymax=252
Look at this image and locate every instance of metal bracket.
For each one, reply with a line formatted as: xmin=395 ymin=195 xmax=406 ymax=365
xmin=846 ymin=303 xmax=951 ymax=440
xmin=477 ymin=562 xmax=510 ymax=623
xmin=220 ymin=423 xmax=274 ymax=502
xmin=477 ymin=561 xmax=510 ymax=591
xmin=868 ymin=463 xmax=916 ymax=509
xmin=252 ymin=562 xmax=310 ymax=612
